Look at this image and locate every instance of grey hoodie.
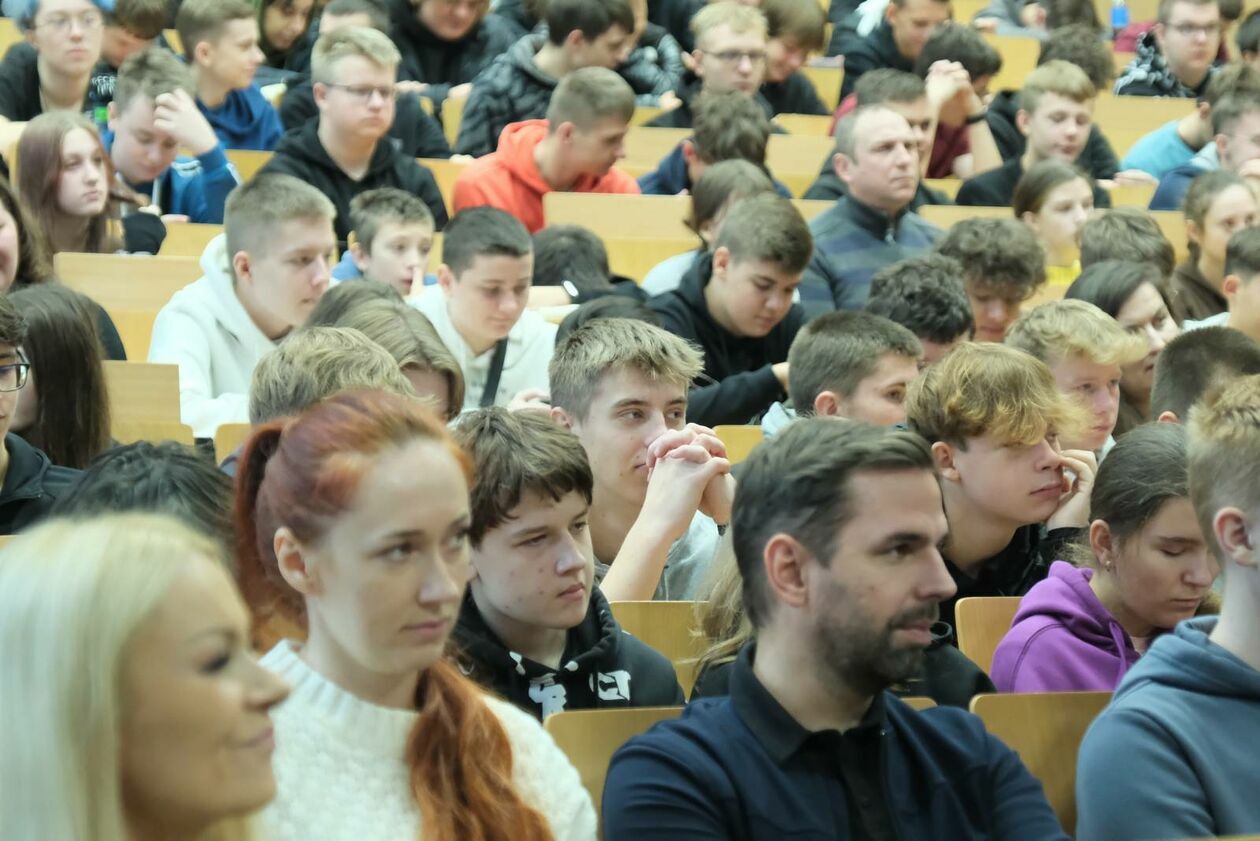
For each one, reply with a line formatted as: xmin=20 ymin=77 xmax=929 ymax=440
xmin=1076 ymin=616 xmax=1260 ymax=839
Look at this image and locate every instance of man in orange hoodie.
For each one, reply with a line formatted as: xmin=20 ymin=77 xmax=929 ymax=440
xmin=452 ymin=66 xmax=641 ymax=233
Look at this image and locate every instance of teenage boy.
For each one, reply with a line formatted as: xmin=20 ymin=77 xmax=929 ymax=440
xmin=762 ymin=310 xmax=922 ymax=436
xmin=148 ymin=174 xmax=337 ymax=437
xmin=1077 ymin=374 xmax=1260 ymax=839
xmin=332 ymin=187 xmax=435 ymax=294
xmin=650 ymin=194 xmax=809 ymax=427
xmin=833 ymin=0 xmax=951 ymax=98
xmin=452 ymin=67 xmax=640 ymax=234
xmin=175 ymin=0 xmax=284 ymax=152
xmin=454 ymin=0 xmax=635 ymax=157
xmin=90 ymin=0 xmax=165 ymax=112
xmin=866 ymin=253 xmax=974 ymax=364
xmin=1078 ymin=207 xmax=1177 ymax=279
xmin=549 ymin=316 xmax=732 ymax=601
xmin=390 ymin=0 xmax=518 ymax=110
xmin=278 ymin=0 xmax=452 ymax=160
xmin=1115 ymin=0 xmax=1220 ymax=98
xmin=645 ymin=1 xmax=773 ymax=130
xmin=451 ymin=407 xmax=685 ymax=719
xmin=602 ymin=418 xmax=1065 ymax=839
xmin=957 ymin=61 xmax=1111 ymax=208
xmin=638 ymin=90 xmax=786 ymax=197
xmin=411 ymin=207 xmax=554 ymax=411
xmin=106 ymin=47 xmax=239 ymax=224
xmin=759 ymin=0 xmax=827 ymax=116
xmin=1006 ymin=299 xmax=1146 ymax=455
xmin=0 ymin=291 xmax=79 ymax=533
xmin=1186 ymin=227 xmax=1260 ymax=338
xmin=906 ymin=341 xmax=1095 ymax=630
xmin=1152 ymin=89 xmax=1260 ymax=211
xmin=802 ymin=105 xmax=941 ymax=313
xmin=935 ymin=217 xmax=1047 ymax=343
xmin=0 ymin=0 xmax=105 ymax=121
xmin=1150 ymin=325 xmax=1260 ymax=423
xmin=261 ymin=25 xmax=448 ymax=245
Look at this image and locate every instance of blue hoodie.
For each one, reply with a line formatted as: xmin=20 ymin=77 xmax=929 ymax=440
xmin=102 ymin=131 xmax=240 ymax=224
xmin=198 ymin=85 xmax=284 ymax=152
xmin=1076 ymin=616 xmax=1260 ymax=839
xmin=637 ymin=142 xmax=793 ymax=198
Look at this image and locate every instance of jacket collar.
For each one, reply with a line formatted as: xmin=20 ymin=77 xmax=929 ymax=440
xmin=731 ymin=643 xmax=888 ymax=764
xmin=0 ymin=433 xmax=50 ymax=504
xmin=835 ymin=194 xmax=911 ymax=241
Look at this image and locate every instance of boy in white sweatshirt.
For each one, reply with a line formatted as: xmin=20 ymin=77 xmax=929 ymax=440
xmin=411 ymin=207 xmax=556 ymax=413
xmin=148 ymin=173 xmax=337 ymax=437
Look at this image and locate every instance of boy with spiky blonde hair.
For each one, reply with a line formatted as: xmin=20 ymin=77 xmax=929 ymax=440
xmin=906 ymin=341 xmax=1094 ymax=629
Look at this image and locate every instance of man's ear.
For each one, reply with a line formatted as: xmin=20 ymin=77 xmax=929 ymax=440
xmin=1223 ymin=273 xmax=1242 ymax=299
xmin=831 ymin=151 xmax=853 ymax=182
xmin=551 ymin=405 xmax=576 ymax=430
xmin=711 ymin=245 xmax=732 ymax=277
xmin=274 ymin=527 xmax=322 ymax=597
xmin=681 ymin=139 xmax=698 ymax=166
xmin=1015 ymin=108 xmax=1031 ymax=138
xmin=813 ymin=390 xmax=842 ymax=417
xmin=1157 ymin=410 xmax=1181 ymax=424
xmin=313 ymin=81 xmax=329 ymax=108
xmin=690 ymin=48 xmax=705 ymax=78
xmin=231 ymin=251 xmax=253 ymax=287
xmin=762 ymin=532 xmax=811 ymax=612
xmin=931 ymin=440 xmax=960 ymax=482
xmin=1214 ymin=506 xmax=1258 ymax=568
xmin=349 ymin=240 xmax=368 ymax=271
xmin=562 ymin=28 xmax=585 ymax=50
xmin=192 ymin=39 xmax=214 ymax=68
xmin=436 ymin=263 xmax=455 ymax=292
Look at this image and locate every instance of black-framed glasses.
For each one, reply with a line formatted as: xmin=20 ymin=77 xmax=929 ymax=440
xmin=0 ymin=351 xmax=30 ymax=393
xmin=326 ymin=84 xmax=398 ymax=104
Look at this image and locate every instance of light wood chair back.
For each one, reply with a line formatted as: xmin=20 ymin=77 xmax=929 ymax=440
xmin=226 ymin=149 xmax=272 ymax=182
xmin=901 ymin=696 xmax=937 ymax=711
xmin=970 ymin=691 xmax=1113 ymax=832
xmin=418 ymin=157 xmax=466 ymax=210
xmin=442 ymin=95 xmax=465 ymax=146
xmin=801 ymin=64 xmax=842 ymax=111
xmin=111 ymin=420 xmax=195 ymax=446
xmin=923 ymin=178 xmax=962 ymax=198
xmin=609 ymin=600 xmax=707 ymax=697
xmin=775 ymin=113 xmax=832 ymax=136
xmin=544 ymin=706 xmax=683 ymax=822
xmin=543 ymin=193 xmax=831 ymax=240
xmin=0 ymin=19 xmax=21 ymax=58
xmin=159 ymin=223 xmax=221 ymax=257
xmin=984 ymin=34 xmax=1039 ymax=92
xmin=918 ymin=204 xmax=1011 ymax=228
xmin=214 ymin=422 xmax=252 ymax=463
xmin=955 ymin=596 xmax=1022 ymax=675
xmin=103 ymin=361 xmax=181 ymax=425
xmin=713 ymin=425 xmax=764 ymax=464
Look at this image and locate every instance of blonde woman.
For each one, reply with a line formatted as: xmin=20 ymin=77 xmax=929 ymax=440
xmin=0 ymin=513 xmax=289 ymax=841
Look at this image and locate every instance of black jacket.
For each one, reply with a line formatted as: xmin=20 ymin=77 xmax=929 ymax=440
xmin=833 ymin=21 xmax=912 ymax=98
xmin=760 ymin=72 xmax=828 ymax=116
xmin=0 ymin=434 xmax=80 ymax=535
xmin=0 ymin=42 xmax=105 ymax=121
xmin=649 ymin=251 xmax=803 ymax=426
xmin=803 ymin=165 xmax=953 ymax=210
xmin=490 ymin=0 xmax=537 ymax=38
xmin=389 ymin=0 xmax=519 ymax=111
xmin=985 ymin=89 xmax=1119 ymax=181
xmin=939 ymin=524 xmax=1084 ymax=631
xmin=692 ymin=630 xmax=996 ymax=708
xmin=956 ymin=155 xmax=1112 ymax=208
xmin=279 ymin=82 xmax=451 ymax=159
xmin=455 ymin=34 xmax=556 ymax=157
xmin=259 ymin=121 xmax=448 ymax=244
xmin=647 ymin=0 xmax=705 ymax=52
xmin=453 ymin=588 xmax=684 ymax=720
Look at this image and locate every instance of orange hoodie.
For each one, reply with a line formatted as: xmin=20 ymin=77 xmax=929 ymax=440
xmin=452 ymin=120 xmax=640 ymax=233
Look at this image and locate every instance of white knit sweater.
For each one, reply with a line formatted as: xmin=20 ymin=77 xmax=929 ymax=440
xmin=259 ymin=641 xmax=597 ymax=841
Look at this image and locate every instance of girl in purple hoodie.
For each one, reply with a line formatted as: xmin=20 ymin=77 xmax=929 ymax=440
xmin=991 ymin=423 xmax=1219 ymax=692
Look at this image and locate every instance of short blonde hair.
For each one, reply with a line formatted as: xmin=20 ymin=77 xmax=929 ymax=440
xmin=692 ymin=1 xmax=768 ymax=45
xmin=906 ymin=341 xmax=1090 ymax=447
xmin=0 ymin=514 xmax=258 ymax=841
xmin=311 ymin=25 xmax=401 ymax=84
xmin=1005 ymin=299 xmax=1146 ymax=368
xmin=549 ymin=317 xmax=703 ymax=420
xmin=248 ymin=326 xmax=416 ymax=424
xmin=1019 ymin=59 xmax=1096 ymax=114
xmin=1188 ymin=373 xmax=1260 ymax=563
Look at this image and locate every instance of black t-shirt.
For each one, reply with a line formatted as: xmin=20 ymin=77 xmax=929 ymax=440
xmin=0 ymin=43 xmax=104 ymax=124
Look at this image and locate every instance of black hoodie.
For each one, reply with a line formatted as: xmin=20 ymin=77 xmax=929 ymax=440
xmin=985 ymin=89 xmax=1120 ymax=181
xmin=649 ymin=251 xmax=803 ymax=427
xmin=259 ymin=121 xmax=448 ymax=245
xmin=453 ymin=588 xmax=684 ymax=720
xmin=0 ymin=434 xmax=80 ymax=535
xmin=691 ymin=629 xmax=997 ymax=709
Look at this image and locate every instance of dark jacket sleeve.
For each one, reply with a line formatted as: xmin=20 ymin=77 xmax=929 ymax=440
xmin=837 ymin=45 xmax=875 ymax=97
xmin=685 ymin=366 xmax=786 ymax=427
xmin=402 ymin=95 xmax=453 ymax=158
xmin=406 ymin=160 xmax=451 ymax=229
xmin=1150 ymin=167 xmax=1195 ymax=210
xmin=603 ymin=731 xmax=733 ymax=840
xmin=787 ymin=73 xmax=828 ymax=116
xmin=954 ymin=176 xmax=997 ymax=206
xmin=454 ymin=81 xmax=512 ymax=157
xmin=278 ymin=82 xmax=316 ymax=131
xmin=1083 ymin=126 xmax=1119 ymax=180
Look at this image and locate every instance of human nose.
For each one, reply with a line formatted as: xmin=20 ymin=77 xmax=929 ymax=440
xmin=555 ymin=534 xmax=587 ymax=575
xmin=1145 ymin=323 xmax=1167 ymax=353
xmin=418 ymin=553 xmax=465 ymax=605
xmin=246 ymin=657 xmax=291 ymax=709
xmin=920 ymin=546 xmax=958 ymax=604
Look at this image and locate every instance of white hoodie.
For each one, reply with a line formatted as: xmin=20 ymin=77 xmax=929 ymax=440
xmin=147 ymin=235 xmax=277 ymax=437
xmin=412 ymin=285 xmax=556 ymax=413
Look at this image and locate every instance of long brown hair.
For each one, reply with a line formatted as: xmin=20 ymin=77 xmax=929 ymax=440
xmin=8 ymin=284 xmax=111 ymax=469
xmin=0 ymin=175 xmax=52 ymax=287
xmin=15 ymin=112 xmax=135 ymax=256
xmin=233 ymin=390 xmax=554 ymax=841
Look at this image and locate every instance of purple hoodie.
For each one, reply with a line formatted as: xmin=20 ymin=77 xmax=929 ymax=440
xmin=990 ymin=561 xmax=1141 ymax=692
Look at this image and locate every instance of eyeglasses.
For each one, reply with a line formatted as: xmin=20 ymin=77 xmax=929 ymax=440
xmin=34 ymin=10 xmax=105 ymax=33
xmin=0 ymin=354 xmax=30 ymax=393
xmin=327 ymin=84 xmax=398 ymax=104
xmin=708 ymin=49 xmax=767 ymax=65
xmin=1167 ymin=21 xmax=1221 ymax=36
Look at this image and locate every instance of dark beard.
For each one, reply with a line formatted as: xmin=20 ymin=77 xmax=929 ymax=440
xmin=813 ymin=603 xmax=935 ymax=698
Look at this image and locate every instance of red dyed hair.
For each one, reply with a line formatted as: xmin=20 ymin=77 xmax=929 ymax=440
xmin=234 ymin=390 xmax=554 ymax=841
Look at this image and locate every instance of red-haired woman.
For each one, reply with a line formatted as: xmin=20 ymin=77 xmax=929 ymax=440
xmin=235 ymin=389 xmax=596 ymax=841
